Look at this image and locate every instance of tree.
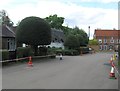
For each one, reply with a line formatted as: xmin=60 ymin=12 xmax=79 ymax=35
xmin=16 ymin=16 xmax=51 ymax=55
xmin=72 ymin=26 xmax=89 ymax=46
xmin=89 ymin=39 xmax=98 ymax=45
xmin=45 ymin=14 xmax=64 ymax=29
xmin=64 ymin=34 xmax=79 ymax=49
xmin=0 ymin=10 xmax=13 ymax=26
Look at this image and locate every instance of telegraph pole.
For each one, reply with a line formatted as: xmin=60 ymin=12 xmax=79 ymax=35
xmin=88 ymin=26 xmax=90 ymax=39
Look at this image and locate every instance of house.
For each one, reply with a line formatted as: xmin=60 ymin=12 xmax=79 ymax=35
xmin=0 ymin=24 xmax=16 ymax=59
xmin=47 ymin=28 xmax=65 ymax=49
xmin=94 ymin=29 xmax=120 ymax=51
xmin=0 ymin=24 xmax=16 ymax=51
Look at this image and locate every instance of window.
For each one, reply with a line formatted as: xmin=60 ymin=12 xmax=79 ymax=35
xmin=104 ymin=39 xmax=107 ymax=43
xmin=110 ymin=37 xmax=114 ymax=43
xmin=104 ymin=45 xmax=107 ymax=50
xmin=110 ymin=39 xmax=114 ymax=43
xmin=99 ymin=45 xmax=102 ymax=50
xmin=98 ymin=39 xmax=102 ymax=44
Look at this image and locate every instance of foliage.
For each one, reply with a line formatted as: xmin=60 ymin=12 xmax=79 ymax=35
xmin=1 ymin=10 xmax=13 ymax=26
xmin=89 ymin=39 xmax=98 ymax=45
xmin=63 ymin=49 xmax=79 ymax=55
xmin=2 ymin=50 xmax=9 ymax=60
xmin=16 ymin=47 xmax=33 ymax=58
xmin=80 ymin=47 xmax=89 ymax=54
xmin=64 ymin=34 xmax=79 ymax=49
xmin=72 ymin=26 xmax=89 ymax=46
xmin=45 ymin=14 xmax=64 ymax=29
xmin=16 ymin=16 xmax=51 ymax=55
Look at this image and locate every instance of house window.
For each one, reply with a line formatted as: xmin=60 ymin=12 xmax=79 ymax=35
xmin=109 ymin=45 xmax=113 ymax=50
xmin=7 ymin=39 xmax=10 ymax=50
xmin=99 ymin=45 xmax=102 ymax=50
xmin=98 ymin=39 xmax=102 ymax=44
xmin=104 ymin=45 xmax=107 ymax=50
xmin=110 ymin=39 xmax=114 ymax=43
xmin=104 ymin=39 xmax=107 ymax=43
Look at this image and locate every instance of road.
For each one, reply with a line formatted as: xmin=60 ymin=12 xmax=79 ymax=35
xmin=2 ymin=52 xmax=118 ymax=89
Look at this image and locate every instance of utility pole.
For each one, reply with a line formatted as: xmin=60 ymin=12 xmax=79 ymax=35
xmin=88 ymin=26 xmax=90 ymax=39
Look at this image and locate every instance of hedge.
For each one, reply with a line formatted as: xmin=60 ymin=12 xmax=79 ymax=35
xmin=16 ymin=47 xmax=33 ymax=58
xmin=2 ymin=50 xmax=9 ymax=60
xmin=79 ymin=47 xmax=89 ymax=54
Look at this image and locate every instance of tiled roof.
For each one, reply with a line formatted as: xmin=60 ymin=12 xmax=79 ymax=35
xmin=51 ymin=28 xmax=65 ymax=41
xmin=94 ymin=29 xmax=120 ymax=37
xmin=0 ymin=24 xmax=15 ymax=38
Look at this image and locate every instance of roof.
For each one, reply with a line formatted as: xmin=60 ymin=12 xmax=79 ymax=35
xmin=94 ymin=29 xmax=120 ymax=37
xmin=0 ymin=24 xmax=15 ymax=38
xmin=51 ymin=28 xmax=65 ymax=41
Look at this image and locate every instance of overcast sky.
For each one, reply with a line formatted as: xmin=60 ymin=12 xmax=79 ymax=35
xmin=0 ymin=0 xmax=119 ymax=39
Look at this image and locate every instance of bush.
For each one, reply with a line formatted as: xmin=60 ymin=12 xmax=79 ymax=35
xmin=38 ymin=47 xmax=47 ymax=56
xmin=80 ymin=47 xmax=89 ymax=54
xmin=63 ymin=49 xmax=79 ymax=55
xmin=16 ymin=47 xmax=33 ymax=58
xmin=2 ymin=50 xmax=9 ymax=60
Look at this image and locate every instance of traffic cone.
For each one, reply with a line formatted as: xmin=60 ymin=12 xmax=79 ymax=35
xmin=28 ymin=56 xmax=33 ymax=67
xmin=109 ymin=66 xmax=117 ymax=79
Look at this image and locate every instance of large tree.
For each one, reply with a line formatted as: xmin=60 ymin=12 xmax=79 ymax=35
xmin=45 ymin=14 xmax=64 ymax=29
xmin=16 ymin=16 xmax=51 ymax=55
xmin=72 ymin=26 xmax=89 ymax=46
xmin=64 ymin=34 xmax=79 ymax=49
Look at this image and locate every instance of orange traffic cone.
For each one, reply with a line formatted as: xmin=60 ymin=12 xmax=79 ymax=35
xmin=109 ymin=66 xmax=116 ymax=79
xmin=28 ymin=56 xmax=33 ymax=67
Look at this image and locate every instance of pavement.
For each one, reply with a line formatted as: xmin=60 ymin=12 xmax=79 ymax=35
xmin=2 ymin=52 xmax=118 ymax=89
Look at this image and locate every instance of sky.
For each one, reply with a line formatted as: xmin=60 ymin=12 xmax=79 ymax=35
xmin=0 ymin=0 xmax=119 ymax=39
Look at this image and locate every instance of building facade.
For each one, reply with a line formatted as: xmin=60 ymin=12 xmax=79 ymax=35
xmin=94 ymin=29 xmax=120 ymax=51
xmin=47 ymin=28 xmax=65 ymax=49
xmin=0 ymin=24 xmax=16 ymax=51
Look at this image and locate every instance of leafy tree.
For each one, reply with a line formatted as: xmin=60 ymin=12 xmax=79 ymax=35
xmin=45 ymin=14 xmax=64 ymax=29
xmin=64 ymin=34 xmax=79 ymax=49
xmin=0 ymin=10 xmax=13 ymax=26
xmin=72 ymin=26 xmax=89 ymax=46
xmin=16 ymin=16 xmax=51 ymax=55
xmin=89 ymin=39 xmax=98 ymax=45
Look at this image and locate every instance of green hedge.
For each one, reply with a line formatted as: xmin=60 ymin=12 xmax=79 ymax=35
xmin=79 ymin=47 xmax=89 ymax=54
xmin=16 ymin=47 xmax=33 ymax=58
xmin=2 ymin=50 xmax=9 ymax=60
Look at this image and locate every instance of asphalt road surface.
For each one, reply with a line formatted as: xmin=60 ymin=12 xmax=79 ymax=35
xmin=2 ymin=52 xmax=118 ymax=89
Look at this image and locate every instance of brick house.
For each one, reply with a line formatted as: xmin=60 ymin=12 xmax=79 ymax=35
xmin=94 ymin=29 xmax=120 ymax=51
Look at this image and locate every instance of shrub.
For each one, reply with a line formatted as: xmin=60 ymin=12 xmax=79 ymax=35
xmin=2 ymin=50 xmax=9 ymax=60
xmin=63 ymin=49 xmax=79 ymax=55
xmin=16 ymin=47 xmax=33 ymax=58
xmin=80 ymin=47 xmax=89 ymax=54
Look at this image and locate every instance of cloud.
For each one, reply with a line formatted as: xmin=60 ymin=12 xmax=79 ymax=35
xmin=0 ymin=0 xmax=118 ymax=39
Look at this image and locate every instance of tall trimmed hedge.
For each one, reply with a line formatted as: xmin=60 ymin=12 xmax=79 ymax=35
xmin=16 ymin=47 xmax=33 ymax=58
xmin=2 ymin=50 xmax=9 ymax=60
